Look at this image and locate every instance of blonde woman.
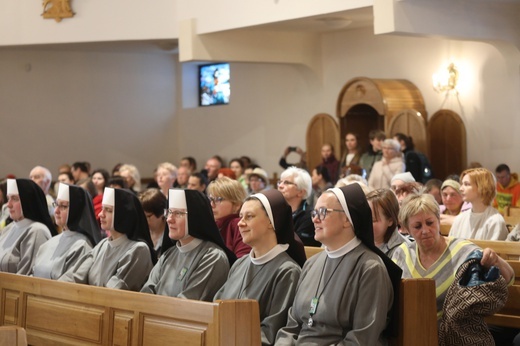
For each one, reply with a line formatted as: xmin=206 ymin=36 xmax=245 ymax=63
xmin=119 ymin=164 xmax=141 ymax=194
xmin=449 ymin=168 xmax=508 ymax=240
xmin=207 ymin=177 xmax=250 ymax=258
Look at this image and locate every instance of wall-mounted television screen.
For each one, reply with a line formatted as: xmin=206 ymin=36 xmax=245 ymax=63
xmin=199 ymin=63 xmax=230 ymax=106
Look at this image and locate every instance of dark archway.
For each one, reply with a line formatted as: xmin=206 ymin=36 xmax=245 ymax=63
xmin=340 ymin=104 xmax=382 ymax=154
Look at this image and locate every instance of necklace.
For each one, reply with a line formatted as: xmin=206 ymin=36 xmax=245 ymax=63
xmin=237 ymin=261 xmax=266 ymax=298
xmin=307 ymin=255 xmax=346 ymax=327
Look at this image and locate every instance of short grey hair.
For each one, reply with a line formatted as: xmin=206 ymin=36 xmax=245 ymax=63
xmin=383 ymin=138 xmax=401 ymax=153
xmin=280 ymin=166 xmax=312 ymax=199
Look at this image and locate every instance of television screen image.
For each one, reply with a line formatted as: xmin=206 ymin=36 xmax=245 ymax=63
xmin=199 ymin=63 xmax=230 ymax=106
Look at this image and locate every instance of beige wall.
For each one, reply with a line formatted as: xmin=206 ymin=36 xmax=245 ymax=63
xmin=0 ymin=49 xmax=178 ymax=179
xmin=1 ymin=27 xmax=519 ymax=180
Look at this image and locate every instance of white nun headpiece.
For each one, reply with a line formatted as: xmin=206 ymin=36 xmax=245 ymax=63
xmin=57 ymin=183 xmax=70 ymax=202
xmin=102 ymin=187 xmax=115 ymax=230
xmin=6 ymin=179 xmax=22 ymax=217
xmin=251 ymin=193 xmax=275 ymax=229
xmin=328 ymin=187 xmax=354 ymax=226
xmin=7 ymin=179 xmax=18 ymax=196
xmin=56 ymin=183 xmax=70 ymax=226
xmin=168 ymin=189 xmax=189 ymax=236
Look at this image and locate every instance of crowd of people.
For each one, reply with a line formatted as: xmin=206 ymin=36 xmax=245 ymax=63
xmin=0 ymin=131 xmax=519 ymax=345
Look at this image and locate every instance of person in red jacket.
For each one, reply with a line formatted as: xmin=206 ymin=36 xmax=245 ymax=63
xmin=207 ymin=177 xmax=251 ymax=258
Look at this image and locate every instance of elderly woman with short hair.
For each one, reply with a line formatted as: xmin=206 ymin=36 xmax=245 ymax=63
xmin=277 ymin=166 xmax=318 ymax=247
xmin=368 ymin=139 xmax=405 ymax=190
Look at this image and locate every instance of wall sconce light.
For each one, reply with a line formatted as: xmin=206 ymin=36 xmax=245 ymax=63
xmin=432 ymin=62 xmax=459 ymax=93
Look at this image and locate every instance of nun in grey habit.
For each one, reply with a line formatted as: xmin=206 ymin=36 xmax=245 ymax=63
xmin=32 ymin=183 xmax=101 ymax=279
xmin=275 ymin=183 xmax=402 ymax=345
xmin=0 ymin=179 xmax=56 ymax=275
xmin=214 ymin=189 xmax=306 ymax=345
xmin=59 ymin=187 xmax=156 ymax=291
xmin=140 ymin=189 xmax=236 ymax=301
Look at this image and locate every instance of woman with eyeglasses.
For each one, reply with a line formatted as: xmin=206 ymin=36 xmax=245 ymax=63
xmin=32 ymin=183 xmax=101 ymax=279
xmin=215 ymin=189 xmax=305 ymax=345
xmin=0 ymin=179 xmax=56 ymax=275
xmin=206 ymin=177 xmax=251 ymax=258
xmin=278 ymin=167 xmax=318 ymax=247
xmin=140 ymin=189 xmax=235 ymax=301
xmin=59 ymin=188 xmax=156 ymax=291
xmin=276 ymin=184 xmax=402 ymax=345
xmin=139 ymin=188 xmax=167 ymax=257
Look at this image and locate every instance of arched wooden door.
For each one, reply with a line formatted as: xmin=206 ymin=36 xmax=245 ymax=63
xmin=387 ymin=109 xmax=428 ymax=154
xmin=306 ymin=113 xmax=340 ymax=171
xmin=427 ymin=109 xmax=467 ymax=180
xmin=336 ymin=78 xmax=427 ymax=161
xmin=340 ymin=104 xmax=383 ymax=155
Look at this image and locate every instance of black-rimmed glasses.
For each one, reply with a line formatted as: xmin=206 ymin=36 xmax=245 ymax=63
xmin=52 ymin=202 xmax=69 ymax=211
xmin=310 ymin=207 xmax=344 ymax=221
xmin=208 ymin=196 xmax=225 ymax=205
xmin=164 ymin=209 xmax=188 ymax=218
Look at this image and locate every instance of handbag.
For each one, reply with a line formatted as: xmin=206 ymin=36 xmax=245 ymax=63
xmin=439 ymin=250 xmax=508 ymax=346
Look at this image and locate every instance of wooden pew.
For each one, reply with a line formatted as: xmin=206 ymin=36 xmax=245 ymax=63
xmin=304 ymin=246 xmax=438 ymax=346
xmin=0 ymin=256 xmax=438 ymax=346
xmin=0 ymin=273 xmax=260 ymax=346
xmin=504 ymin=206 xmax=520 ymax=228
xmin=471 ymin=239 xmax=520 ymax=261
xmin=440 ymin=224 xmax=451 ymax=236
xmin=0 ymin=326 xmax=27 ymax=346
xmin=470 ymin=239 xmax=520 ymax=328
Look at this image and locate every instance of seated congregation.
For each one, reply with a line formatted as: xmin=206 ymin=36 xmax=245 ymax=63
xmin=0 ymin=145 xmax=519 ymax=345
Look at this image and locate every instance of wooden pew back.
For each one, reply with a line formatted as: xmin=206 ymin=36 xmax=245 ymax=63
xmin=471 ymin=239 xmax=520 ymax=261
xmin=440 ymin=224 xmax=451 ymax=236
xmin=470 ymin=239 xmax=520 ymax=328
xmin=0 ymin=273 xmax=260 ymax=346
xmin=504 ymin=206 xmax=520 ymax=228
xmin=304 ymin=246 xmax=438 ymax=346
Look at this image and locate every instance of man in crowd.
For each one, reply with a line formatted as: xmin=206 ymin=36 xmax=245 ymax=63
xmin=494 ymin=163 xmax=520 ymax=214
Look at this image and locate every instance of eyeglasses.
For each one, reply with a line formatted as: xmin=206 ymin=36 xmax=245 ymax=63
xmin=277 ymin=180 xmax=297 ymax=187
xmin=310 ymin=207 xmax=344 ymax=221
xmin=164 ymin=209 xmax=188 ymax=219
xmin=208 ymin=196 xmax=225 ymax=205
xmin=52 ymin=202 xmax=69 ymax=211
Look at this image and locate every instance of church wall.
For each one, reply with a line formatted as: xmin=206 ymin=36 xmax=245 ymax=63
xmin=0 ymin=49 xmax=178 ymax=179
xmin=1 ymin=27 xmax=519 ymax=180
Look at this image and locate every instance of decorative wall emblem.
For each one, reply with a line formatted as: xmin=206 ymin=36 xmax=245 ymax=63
xmin=42 ymin=0 xmax=74 ymax=22
xmin=355 ymin=84 xmax=366 ymax=98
